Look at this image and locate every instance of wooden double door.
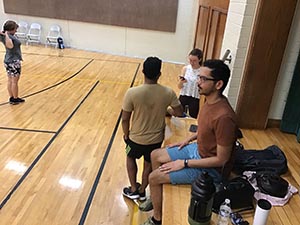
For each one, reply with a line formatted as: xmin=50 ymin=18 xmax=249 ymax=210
xmin=194 ymin=0 xmax=298 ymax=129
xmin=193 ymin=0 xmax=229 ymax=60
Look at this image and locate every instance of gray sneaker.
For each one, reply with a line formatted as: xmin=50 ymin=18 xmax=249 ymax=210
xmin=139 ymin=197 xmax=153 ymax=211
xmin=140 ymin=217 xmax=156 ymax=225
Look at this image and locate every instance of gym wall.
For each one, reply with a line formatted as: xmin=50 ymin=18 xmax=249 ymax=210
xmin=3 ymin=0 xmax=178 ymax=32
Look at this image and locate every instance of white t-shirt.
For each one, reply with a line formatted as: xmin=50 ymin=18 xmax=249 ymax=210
xmin=179 ymin=64 xmax=200 ymax=99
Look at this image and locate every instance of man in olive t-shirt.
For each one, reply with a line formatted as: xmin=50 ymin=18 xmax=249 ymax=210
xmin=122 ymin=57 xmax=183 ymax=201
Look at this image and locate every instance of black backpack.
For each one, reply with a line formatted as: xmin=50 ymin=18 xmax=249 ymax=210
xmin=57 ymin=37 xmax=65 ymax=49
xmin=212 ymin=176 xmax=255 ymax=213
xmin=255 ymin=171 xmax=289 ymax=198
xmin=233 ymin=144 xmax=288 ymax=175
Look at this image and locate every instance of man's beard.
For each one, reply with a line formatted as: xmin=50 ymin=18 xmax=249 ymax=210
xmin=198 ymin=86 xmax=214 ymax=96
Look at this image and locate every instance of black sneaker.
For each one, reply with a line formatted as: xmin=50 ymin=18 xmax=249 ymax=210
xmin=15 ymin=97 xmax=25 ymax=103
xmin=122 ymin=187 xmax=140 ymax=200
xmin=139 ymin=191 xmax=146 ymax=201
xmin=9 ymin=97 xmax=19 ymax=105
xmin=134 ymin=182 xmax=146 ymax=201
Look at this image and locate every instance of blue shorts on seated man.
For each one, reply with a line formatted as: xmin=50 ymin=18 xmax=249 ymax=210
xmin=167 ymin=142 xmax=222 ymax=184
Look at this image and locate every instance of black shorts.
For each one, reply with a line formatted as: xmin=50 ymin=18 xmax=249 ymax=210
xmin=179 ymin=95 xmax=200 ymax=119
xmin=125 ymin=138 xmax=162 ymax=162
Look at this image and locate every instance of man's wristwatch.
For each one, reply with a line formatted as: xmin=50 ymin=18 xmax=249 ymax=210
xmin=184 ymin=159 xmax=189 ymax=168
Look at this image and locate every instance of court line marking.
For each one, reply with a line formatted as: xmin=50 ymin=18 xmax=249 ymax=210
xmin=0 ymin=59 xmax=94 ymax=107
xmin=0 ymin=81 xmax=99 ymax=210
xmin=0 ymin=58 xmax=141 ymax=106
xmin=0 ymin=127 xmax=56 ymax=133
xmin=26 ymin=73 xmax=135 ymax=85
xmin=78 ymin=63 xmax=140 ymax=225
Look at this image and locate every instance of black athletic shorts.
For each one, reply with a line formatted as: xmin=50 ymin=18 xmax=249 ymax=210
xmin=179 ymin=95 xmax=200 ymax=119
xmin=125 ymin=138 xmax=162 ymax=162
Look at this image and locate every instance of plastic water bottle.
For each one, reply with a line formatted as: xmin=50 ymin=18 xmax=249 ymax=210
xmin=217 ymin=199 xmax=231 ymax=225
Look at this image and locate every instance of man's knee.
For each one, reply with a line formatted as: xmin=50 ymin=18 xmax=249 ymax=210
xmin=149 ymin=171 xmax=159 ymax=185
xmin=149 ymin=169 xmax=170 ymax=185
xmin=150 ymin=148 xmax=166 ymax=162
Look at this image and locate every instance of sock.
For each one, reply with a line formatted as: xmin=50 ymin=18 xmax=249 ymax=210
xmin=152 ymin=216 xmax=162 ymax=225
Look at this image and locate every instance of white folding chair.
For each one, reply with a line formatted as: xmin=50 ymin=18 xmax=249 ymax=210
xmin=46 ymin=25 xmax=61 ymax=48
xmin=15 ymin=21 xmax=28 ymax=43
xmin=26 ymin=23 xmax=41 ymax=45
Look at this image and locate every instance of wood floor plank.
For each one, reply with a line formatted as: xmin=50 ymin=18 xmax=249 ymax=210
xmin=0 ymin=130 xmax=53 ymax=202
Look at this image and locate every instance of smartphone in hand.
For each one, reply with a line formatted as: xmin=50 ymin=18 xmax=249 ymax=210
xmin=179 ymin=75 xmax=186 ymax=81
xmin=189 ymin=124 xmax=198 ymax=133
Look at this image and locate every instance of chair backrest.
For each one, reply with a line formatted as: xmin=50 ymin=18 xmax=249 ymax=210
xmin=16 ymin=21 xmax=28 ymax=37
xmin=27 ymin=23 xmax=42 ymax=44
xmin=28 ymin=23 xmax=41 ymax=35
xmin=49 ymin=24 xmax=60 ymax=32
xmin=18 ymin=21 xmax=28 ymax=31
xmin=47 ymin=25 xmax=61 ymax=38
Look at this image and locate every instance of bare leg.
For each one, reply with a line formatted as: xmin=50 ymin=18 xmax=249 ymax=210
xmin=7 ymin=76 xmax=13 ymax=97
xmin=151 ymin=148 xmax=171 ymax=170
xmin=149 ymin=169 xmax=171 ymax=221
xmin=140 ymin=160 xmax=151 ymax=193
xmin=10 ymin=76 xmax=20 ymax=98
xmin=148 ymin=148 xmax=172 ymax=221
xmin=126 ymin=156 xmax=138 ymax=191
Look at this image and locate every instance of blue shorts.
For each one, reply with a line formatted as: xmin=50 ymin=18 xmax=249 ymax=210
xmin=167 ymin=142 xmax=221 ymax=184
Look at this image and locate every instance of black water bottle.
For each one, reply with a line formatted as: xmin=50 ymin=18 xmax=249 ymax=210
xmin=188 ymin=171 xmax=216 ymax=225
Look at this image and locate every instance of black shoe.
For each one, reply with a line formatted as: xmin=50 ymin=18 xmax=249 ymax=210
xmin=122 ymin=187 xmax=140 ymax=200
xmin=136 ymin=183 xmax=146 ymax=200
xmin=139 ymin=191 xmax=146 ymax=201
xmin=15 ymin=97 xmax=25 ymax=103
xmin=122 ymin=182 xmax=141 ymax=200
xmin=9 ymin=97 xmax=19 ymax=105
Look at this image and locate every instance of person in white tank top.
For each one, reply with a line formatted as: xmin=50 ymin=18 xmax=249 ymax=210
xmin=177 ymin=48 xmax=203 ymax=118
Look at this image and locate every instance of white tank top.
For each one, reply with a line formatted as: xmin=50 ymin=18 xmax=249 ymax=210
xmin=179 ymin=64 xmax=200 ymax=99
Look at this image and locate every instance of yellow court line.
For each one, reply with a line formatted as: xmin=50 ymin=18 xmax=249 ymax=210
xmin=30 ymin=74 xmax=133 ymax=85
xmin=100 ymin=80 xmax=133 ymax=85
xmin=131 ymin=200 xmax=140 ymax=225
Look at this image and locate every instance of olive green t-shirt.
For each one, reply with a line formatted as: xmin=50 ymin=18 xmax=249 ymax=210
xmin=123 ymin=83 xmax=181 ymax=145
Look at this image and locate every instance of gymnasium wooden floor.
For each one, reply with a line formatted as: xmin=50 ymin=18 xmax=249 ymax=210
xmin=0 ymin=45 xmax=299 ymax=225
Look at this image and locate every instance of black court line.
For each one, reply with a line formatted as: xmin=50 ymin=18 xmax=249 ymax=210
xmin=78 ymin=63 xmax=140 ymax=225
xmin=23 ymin=59 xmax=94 ymax=98
xmin=0 ymin=127 xmax=56 ymax=134
xmin=0 ymin=59 xmax=94 ymax=106
xmin=0 ymin=81 xmax=99 ymax=210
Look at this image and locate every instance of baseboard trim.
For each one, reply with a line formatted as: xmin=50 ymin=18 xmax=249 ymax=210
xmin=267 ymin=119 xmax=281 ymax=128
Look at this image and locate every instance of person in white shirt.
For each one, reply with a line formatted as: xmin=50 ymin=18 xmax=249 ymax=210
xmin=177 ymin=48 xmax=203 ymax=118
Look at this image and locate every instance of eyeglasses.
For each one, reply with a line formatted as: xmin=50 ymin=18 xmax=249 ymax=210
xmin=197 ymin=75 xmax=217 ymax=82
